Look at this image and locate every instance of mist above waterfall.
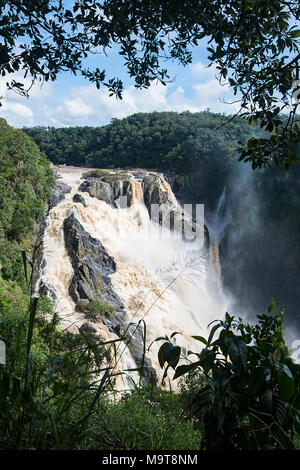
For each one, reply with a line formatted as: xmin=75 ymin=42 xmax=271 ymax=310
xmin=167 ymin=159 xmax=300 ymax=350
xmin=205 ymin=185 xmax=231 ymax=245
xmin=217 ymin=163 xmax=300 ymax=346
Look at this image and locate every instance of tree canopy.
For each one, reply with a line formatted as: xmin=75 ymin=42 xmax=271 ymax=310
xmin=0 ymin=1 xmax=300 ymax=168
xmin=24 ymin=111 xmax=256 ymax=172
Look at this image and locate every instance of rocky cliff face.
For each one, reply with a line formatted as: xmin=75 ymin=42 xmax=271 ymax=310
xmin=63 ymin=211 xmax=157 ymax=385
xmin=64 ymin=212 xmax=120 ymax=305
xmin=80 ymin=170 xmax=204 ymax=242
xmin=78 ymin=171 xmax=134 ymax=207
xmin=165 ymin=171 xmax=225 ymax=214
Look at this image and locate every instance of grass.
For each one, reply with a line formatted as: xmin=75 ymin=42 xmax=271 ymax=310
xmin=99 ymin=387 xmax=201 ymax=450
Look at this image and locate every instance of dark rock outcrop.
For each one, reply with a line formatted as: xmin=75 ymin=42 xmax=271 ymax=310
xmin=38 ymin=280 xmax=57 ymax=299
xmin=79 ymin=178 xmax=121 ymax=206
xmin=142 ymin=174 xmax=170 ymax=212
xmin=142 ymin=173 xmax=205 ymax=244
xmin=79 ymin=322 xmax=97 ymax=335
xmin=73 ymin=193 xmax=86 ymax=207
xmin=63 ymin=212 xmax=157 ymax=385
xmin=79 ymin=172 xmax=133 ymax=207
xmin=63 ymin=213 xmax=122 ymax=308
xmin=50 ymin=181 xmax=71 ymax=208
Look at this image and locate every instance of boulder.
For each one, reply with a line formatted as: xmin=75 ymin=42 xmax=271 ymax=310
xmin=79 ymin=178 xmax=119 ymax=206
xmin=73 ymin=193 xmax=86 ymax=207
xmin=50 ymin=181 xmax=71 ymax=208
xmin=79 ymin=322 xmax=97 ymax=334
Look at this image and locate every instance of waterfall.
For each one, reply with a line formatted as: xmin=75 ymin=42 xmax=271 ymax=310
xmin=209 ymin=243 xmax=221 ymax=278
xmin=37 ymin=169 xmax=81 ymax=322
xmin=206 ymin=185 xmax=231 ymax=278
xmin=131 ymin=180 xmax=144 ymax=204
xmin=38 ymin=166 xmax=232 ymax=388
xmin=207 ymin=185 xmax=228 ymax=243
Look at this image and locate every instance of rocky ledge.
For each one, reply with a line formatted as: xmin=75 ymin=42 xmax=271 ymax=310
xmin=50 ymin=180 xmax=71 ymax=208
xmin=79 ymin=170 xmax=204 ymax=244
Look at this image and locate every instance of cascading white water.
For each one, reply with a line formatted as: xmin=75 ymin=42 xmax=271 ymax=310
xmin=38 ymin=166 xmax=232 ymax=387
xmin=206 ymin=185 xmax=232 ymax=279
xmin=37 ymin=167 xmax=138 ymax=390
xmin=208 ymin=185 xmax=227 ymax=244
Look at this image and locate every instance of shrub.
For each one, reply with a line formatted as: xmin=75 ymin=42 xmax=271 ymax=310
xmin=100 ymin=387 xmax=200 ymax=450
xmin=0 ymin=292 xmax=122 ymax=449
xmin=78 ymin=299 xmax=115 ymax=319
xmin=157 ymin=302 xmax=300 ymax=450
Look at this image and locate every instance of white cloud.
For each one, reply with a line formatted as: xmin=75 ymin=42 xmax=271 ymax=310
xmin=0 ymin=61 xmax=240 ymax=128
xmin=0 ymin=72 xmax=53 ymax=126
xmin=60 ymin=97 xmax=94 ymax=118
xmin=190 ymin=61 xmax=219 ymax=79
xmin=52 ymin=62 xmax=240 ymax=125
xmin=54 ymin=82 xmax=208 ymax=126
xmin=55 ymin=82 xmax=172 ymax=126
xmin=167 ymin=86 xmax=200 ymax=113
xmin=0 ymin=72 xmax=53 ymax=101
xmin=0 ymin=100 xmax=34 ymax=127
xmin=189 ymin=61 xmax=241 ymax=113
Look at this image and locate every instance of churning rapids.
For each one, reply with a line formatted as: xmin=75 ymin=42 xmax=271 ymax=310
xmin=36 ymin=166 xmax=232 ymax=390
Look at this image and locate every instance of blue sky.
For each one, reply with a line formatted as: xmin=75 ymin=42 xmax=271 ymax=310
xmin=0 ymin=30 xmax=241 ymax=128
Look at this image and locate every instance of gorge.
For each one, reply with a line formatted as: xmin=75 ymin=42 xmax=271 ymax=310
xmin=1 ymin=115 xmax=300 ymax=450
xmin=36 ymin=166 xmax=231 ymax=388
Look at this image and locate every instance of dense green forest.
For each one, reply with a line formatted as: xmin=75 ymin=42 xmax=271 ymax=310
xmin=24 ymin=111 xmax=256 ymax=173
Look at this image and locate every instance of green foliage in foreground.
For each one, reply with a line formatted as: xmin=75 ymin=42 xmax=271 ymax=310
xmin=2 ymin=276 xmax=299 ymax=450
xmin=100 ymin=387 xmax=200 ymax=450
xmin=157 ymin=302 xmax=300 ymax=450
xmin=0 ymin=280 xmax=199 ymax=450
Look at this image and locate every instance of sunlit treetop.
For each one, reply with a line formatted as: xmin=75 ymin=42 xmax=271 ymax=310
xmin=0 ymin=0 xmax=300 ymax=169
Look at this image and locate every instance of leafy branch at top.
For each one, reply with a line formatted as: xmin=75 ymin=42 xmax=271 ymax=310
xmin=0 ymin=1 xmax=300 ymax=168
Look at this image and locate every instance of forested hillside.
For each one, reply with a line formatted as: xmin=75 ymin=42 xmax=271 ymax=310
xmin=24 ymin=111 xmax=255 ymax=172
xmin=0 ymin=119 xmax=55 ymax=284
